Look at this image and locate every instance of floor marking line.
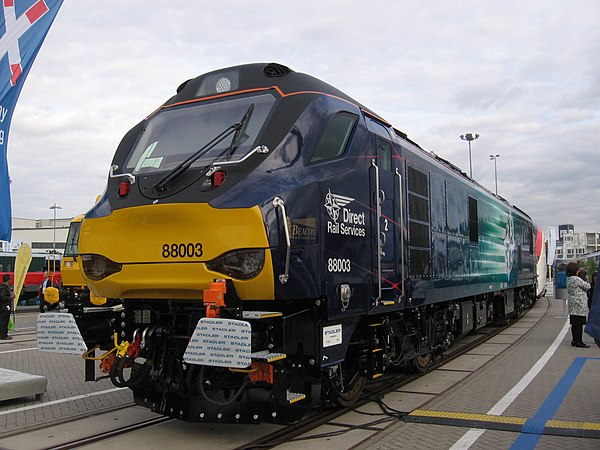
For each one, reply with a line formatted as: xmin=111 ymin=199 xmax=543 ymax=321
xmin=510 ymin=357 xmax=600 ymax=448
xmin=449 ymin=317 xmax=570 ymax=449
xmin=0 ymin=387 xmax=128 ymax=417
xmin=0 ymin=347 xmax=38 ymax=354
xmin=405 ymin=408 xmax=600 ymax=437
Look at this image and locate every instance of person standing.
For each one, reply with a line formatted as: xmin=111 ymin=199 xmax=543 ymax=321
xmin=566 ymin=262 xmax=591 ymax=348
xmin=585 ymin=271 xmax=600 ymax=347
xmin=0 ymin=274 xmax=13 ymax=340
xmin=588 ymin=271 xmax=597 ymax=310
xmin=39 ymin=271 xmax=58 ymax=313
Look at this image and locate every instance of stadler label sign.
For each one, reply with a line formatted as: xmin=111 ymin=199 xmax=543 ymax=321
xmin=37 ymin=312 xmax=87 ymax=355
xmin=184 ymin=318 xmax=252 ymax=368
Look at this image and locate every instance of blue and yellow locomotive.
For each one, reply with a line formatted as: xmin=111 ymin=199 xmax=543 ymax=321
xmin=68 ymin=63 xmax=538 ymax=423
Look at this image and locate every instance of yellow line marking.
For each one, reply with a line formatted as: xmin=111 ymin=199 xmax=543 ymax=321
xmin=546 ymin=420 xmax=600 ymax=431
xmin=409 ymin=410 xmax=600 ymax=432
xmin=409 ymin=409 xmax=526 ymax=425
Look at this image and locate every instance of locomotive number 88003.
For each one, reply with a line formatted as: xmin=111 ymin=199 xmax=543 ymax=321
xmin=41 ymin=63 xmax=541 ymax=424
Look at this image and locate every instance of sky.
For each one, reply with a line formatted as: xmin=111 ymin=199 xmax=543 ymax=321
xmin=5 ymin=0 xmax=600 ymax=233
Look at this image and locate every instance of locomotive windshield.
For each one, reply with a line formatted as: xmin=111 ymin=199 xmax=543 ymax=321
xmin=63 ymin=221 xmax=81 ymax=257
xmin=124 ymin=93 xmax=276 ymax=175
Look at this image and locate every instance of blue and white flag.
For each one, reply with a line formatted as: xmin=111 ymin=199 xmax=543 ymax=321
xmin=0 ymin=0 xmax=63 ymax=241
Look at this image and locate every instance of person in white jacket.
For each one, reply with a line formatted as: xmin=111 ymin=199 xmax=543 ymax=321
xmin=566 ymin=262 xmax=591 ymax=348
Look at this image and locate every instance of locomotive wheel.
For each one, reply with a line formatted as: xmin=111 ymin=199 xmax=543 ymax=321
xmin=409 ymin=352 xmax=432 ymax=373
xmin=330 ymin=363 xmax=367 ymax=407
xmin=336 ymin=371 xmax=366 ymax=407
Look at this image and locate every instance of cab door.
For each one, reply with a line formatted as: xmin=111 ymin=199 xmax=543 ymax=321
xmin=368 ymin=120 xmax=402 ymax=305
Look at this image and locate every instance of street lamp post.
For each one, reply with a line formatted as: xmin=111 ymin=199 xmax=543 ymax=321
xmin=49 ymin=203 xmax=62 ymax=251
xmin=460 ymin=133 xmax=479 ymax=178
xmin=489 ymin=154 xmax=500 ymax=195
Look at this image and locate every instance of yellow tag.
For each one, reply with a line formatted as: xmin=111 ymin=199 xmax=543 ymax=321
xmin=44 ymin=286 xmax=60 ymax=304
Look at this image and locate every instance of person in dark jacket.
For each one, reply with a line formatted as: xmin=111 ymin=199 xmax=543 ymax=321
xmin=588 ymin=271 xmax=597 ymax=310
xmin=0 ymin=274 xmax=13 ymax=340
xmin=585 ymin=270 xmax=600 ymax=348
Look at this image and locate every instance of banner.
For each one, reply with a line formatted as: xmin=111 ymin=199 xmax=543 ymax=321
xmin=13 ymin=242 xmax=31 ymax=309
xmin=0 ymin=0 xmax=64 ymax=241
xmin=547 ymin=226 xmax=557 ymax=266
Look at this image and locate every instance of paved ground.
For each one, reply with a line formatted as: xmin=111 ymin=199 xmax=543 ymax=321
xmin=354 ymin=288 xmax=600 ymax=449
xmin=0 ymin=309 xmax=132 ymax=437
xmin=1 ymin=288 xmax=599 ymax=449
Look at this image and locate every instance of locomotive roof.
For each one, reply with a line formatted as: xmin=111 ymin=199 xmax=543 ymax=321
xmin=167 ymin=62 xmax=380 ymax=118
xmin=167 ymin=63 xmax=530 ymax=221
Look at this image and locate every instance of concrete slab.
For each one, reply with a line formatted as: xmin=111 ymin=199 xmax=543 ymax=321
xmin=457 ymin=335 xmax=481 ymax=344
xmin=276 ymin=423 xmax=377 ymax=449
xmin=487 ymin=333 xmax=522 ymax=344
xmin=499 ymin=328 xmax=530 ymax=335
xmin=517 ymin=317 xmax=540 ymax=323
xmin=4 ymin=406 xmax=285 ymax=450
xmin=398 ymin=369 xmax=471 ymax=395
xmin=332 ymin=402 xmax=397 ymax=430
xmin=0 ymin=406 xmax=159 ymax=450
xmin=466 ymin=342 xmax=510 ymax=356
xmin=508 ymin=323 xmax=534 ymax=329
xmin=438 ymin=354 xmax=494 ymax=372
xmin=334 ymin=391 xmax=436 ymax=429
xmin=0 ymin=368 xmax=47 ymax=401
xmin=383 ymin=390 xmax=438 ymax=411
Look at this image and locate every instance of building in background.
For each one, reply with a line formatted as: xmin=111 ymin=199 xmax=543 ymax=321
xmin=554 ymin=224 xmax=600 ymax=261
xmin=1 ymin=216 xmax=73 ymax=254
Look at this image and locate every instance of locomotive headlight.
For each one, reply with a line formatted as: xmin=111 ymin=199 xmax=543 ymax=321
xmin=81 ymin=254 xmax=123 ymax=280
xmin=206 ymin=249 xmax=265 ymax=280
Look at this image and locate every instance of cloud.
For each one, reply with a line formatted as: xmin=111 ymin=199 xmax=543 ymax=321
xmin=4 ymin=0 xmax=600 ymax=234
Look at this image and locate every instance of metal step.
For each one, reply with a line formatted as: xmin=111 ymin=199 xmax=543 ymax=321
xmin=286 ymin=391 xmax=306 ymax=404
xmin=251 ymin=350 xmax=286 ymax=362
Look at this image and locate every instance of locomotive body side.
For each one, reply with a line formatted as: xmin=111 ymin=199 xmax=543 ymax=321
xmin=42 ymin=63 xmax=537 ymax=424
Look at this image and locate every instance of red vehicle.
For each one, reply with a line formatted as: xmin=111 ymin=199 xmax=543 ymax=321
xmin=0 ymin=251 xmax=62 ymax=305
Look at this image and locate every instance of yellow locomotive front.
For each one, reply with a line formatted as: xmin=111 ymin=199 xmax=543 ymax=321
xmin=79 ymin=77 xmax=281 ymax=304
xmin=79 ymin=203 xmax=274 ymax=300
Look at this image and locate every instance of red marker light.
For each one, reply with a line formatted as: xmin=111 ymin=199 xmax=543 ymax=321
xmin=119 ymin=181 xmax=131 ymax=197
xmin=212 ymin=171 xmax=226 ymax=187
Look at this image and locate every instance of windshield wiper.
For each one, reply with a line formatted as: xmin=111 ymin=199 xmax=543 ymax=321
xmin=153 ymin=104 xmax=256 ymax=192
xmin=152 ymin=123 xmax=239 ymax=192
xmin=225 ymin=103 xmax=254 ymax=161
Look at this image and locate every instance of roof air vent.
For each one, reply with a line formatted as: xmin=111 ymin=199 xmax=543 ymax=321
xmin=176 ymin=79 xmax=191 ymax=93
xmin=263 ymin=63 xmax=291 ymax=77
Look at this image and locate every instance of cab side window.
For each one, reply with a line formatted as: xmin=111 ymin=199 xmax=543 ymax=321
xmin=310 ymin=112 xmax=357 ymax=163
xmin=376 ymin=137 xmax=392 ymax=172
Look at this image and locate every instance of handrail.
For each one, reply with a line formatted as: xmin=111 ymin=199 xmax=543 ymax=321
xmin=110 ymin=165 xmax=136 ymax=184
xmin=396 ymin=168 xmax=405 ymax=299
xmin=207 ymin=145 xmax=269 ymax=176
xmin=272 ymin=197 xmax=291 ymax=284
xmin=372 ymin=160 xmax=382 ymax=303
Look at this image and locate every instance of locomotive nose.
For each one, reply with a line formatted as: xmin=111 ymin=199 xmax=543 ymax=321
xmin=78 ymin=203 xmax=274 ymax=300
